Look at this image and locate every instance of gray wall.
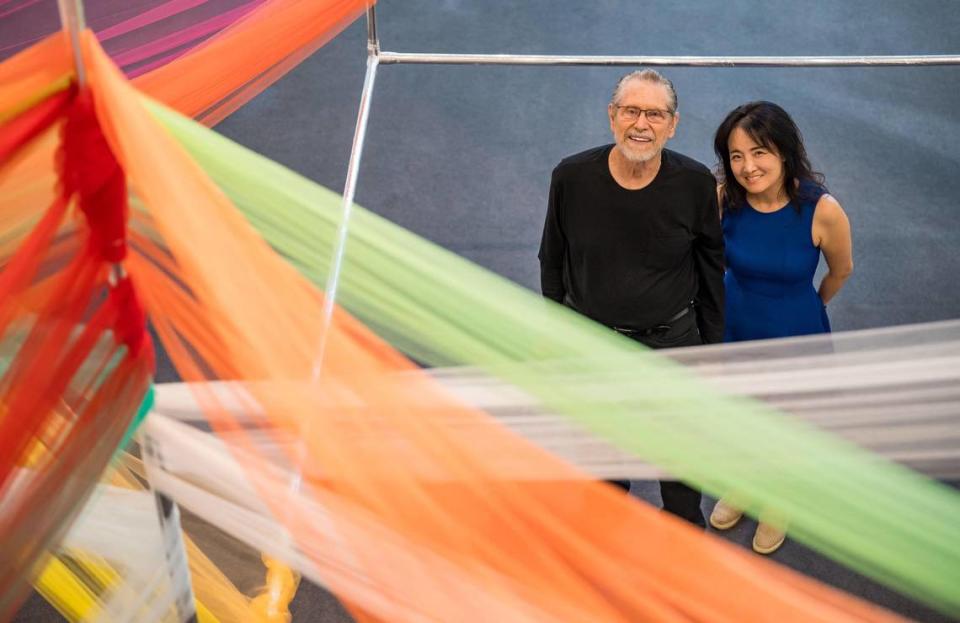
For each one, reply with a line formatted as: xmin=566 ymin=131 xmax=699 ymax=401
xmin=218 ymin=1 xmax=960 ymax=331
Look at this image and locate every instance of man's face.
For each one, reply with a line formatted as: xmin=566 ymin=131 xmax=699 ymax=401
xmin=608 ymin=80 xmax=678 ymax=164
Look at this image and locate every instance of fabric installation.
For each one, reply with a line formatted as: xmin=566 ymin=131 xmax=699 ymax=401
xmin=0 ymin=1 xmax=958 ymax=621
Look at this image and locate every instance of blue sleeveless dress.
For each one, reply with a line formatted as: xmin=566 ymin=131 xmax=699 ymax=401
xmin=723 ymin=183 xmax=831 ymax=342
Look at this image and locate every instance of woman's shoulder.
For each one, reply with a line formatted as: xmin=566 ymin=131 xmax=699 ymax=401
xmin=811 ymin=192 xmax=851 ymax=249
xmin=813 ymin=192 xmax=845 ymax=224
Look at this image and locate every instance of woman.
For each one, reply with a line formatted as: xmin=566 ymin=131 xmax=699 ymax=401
xmin=710 ymin=101 xmax=853 ymax=554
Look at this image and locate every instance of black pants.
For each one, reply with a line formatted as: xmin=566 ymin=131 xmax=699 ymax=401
xmin=608 ymin=310 xmax=706 ymax=528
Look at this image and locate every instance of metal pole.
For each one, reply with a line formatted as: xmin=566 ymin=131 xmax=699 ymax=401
xmin=312 ymin=6 xmax=380 ymax=381
xmin=367 ymin=2 xmax=379 ymax=54
xmin=56 ymin=0 xmax=87 ymax=85
xmin=292 ymin=3 xmax=379 ymax=498
xmin=377 ymin=51 xmax=960 ymax=68
xmin=57 ymin=0 xmax=129 ymax=283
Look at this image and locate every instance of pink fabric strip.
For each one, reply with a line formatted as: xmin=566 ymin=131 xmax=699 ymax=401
xmin=109 ymin=3 xmax=261 ymax=68
xmin=96 ymin=0 xmax=210 ymax=41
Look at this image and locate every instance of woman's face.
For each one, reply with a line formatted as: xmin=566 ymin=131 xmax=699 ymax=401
xmin=727 ymin=126 xmax=785 ymax=198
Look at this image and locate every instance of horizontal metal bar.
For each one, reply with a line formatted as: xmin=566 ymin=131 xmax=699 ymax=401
xmin=378 ymin=51 xmax=960 ymax=67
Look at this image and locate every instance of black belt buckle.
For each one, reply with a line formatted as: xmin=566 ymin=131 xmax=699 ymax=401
xmin=612 ymin=303 xmax=693 ymax=338
xmin=613 ymin=324 xmax=670 ymax=338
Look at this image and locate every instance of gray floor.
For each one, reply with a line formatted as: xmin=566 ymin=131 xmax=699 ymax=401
xmin=216 ymin=0 xmax=960 ymax=331
xmin=12 ymin=1 xmax=960 ymax=621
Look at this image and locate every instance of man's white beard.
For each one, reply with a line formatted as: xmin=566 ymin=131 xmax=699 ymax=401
xmin=617 ymin=141 xmax=659 ymax=164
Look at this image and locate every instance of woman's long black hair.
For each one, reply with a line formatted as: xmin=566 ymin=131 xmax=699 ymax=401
xmin=714 ymin=101 xmax=825 ymax=212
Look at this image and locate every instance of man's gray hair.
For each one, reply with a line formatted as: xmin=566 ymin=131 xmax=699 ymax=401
xmin=610 ymin=69 xmax=678 ymax=113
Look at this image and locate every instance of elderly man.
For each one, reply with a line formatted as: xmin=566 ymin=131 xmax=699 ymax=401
xmin=538 ymin=69 xmax=724 ymax=527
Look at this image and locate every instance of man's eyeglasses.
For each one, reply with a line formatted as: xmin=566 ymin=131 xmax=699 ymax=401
xmin=614 ymin=105 xmax=674 ymax=124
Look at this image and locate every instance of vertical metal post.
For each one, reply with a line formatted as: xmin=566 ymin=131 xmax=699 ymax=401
xmin=56 ymin=0 xmax=87 ymax=86
xmin=291 ymin=4 xmax=381 ymax=497
xmin=311 ymin=3 xmax=380 ymax=381
xmin=367 ymin=3 xmax=379 ymax=54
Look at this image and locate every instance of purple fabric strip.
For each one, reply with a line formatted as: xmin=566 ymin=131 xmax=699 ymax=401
xmin=0 ymin=0 xmax=266 ymax=75
xmin=0 ymin=0 xmax=44 ymax=20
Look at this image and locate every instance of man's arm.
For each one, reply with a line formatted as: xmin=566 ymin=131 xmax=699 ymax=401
xmin=693 ymin=184 xmax=725 ymax=343
xmin=538 ymin=167 xmax=566 ymax=303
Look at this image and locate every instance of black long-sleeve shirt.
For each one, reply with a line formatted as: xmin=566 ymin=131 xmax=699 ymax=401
xmin=538 ymin=145 xmax=725 ymax=343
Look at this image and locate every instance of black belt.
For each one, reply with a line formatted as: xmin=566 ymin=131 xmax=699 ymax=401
xmin=612 ymin=305 xmax=693 ymax=338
